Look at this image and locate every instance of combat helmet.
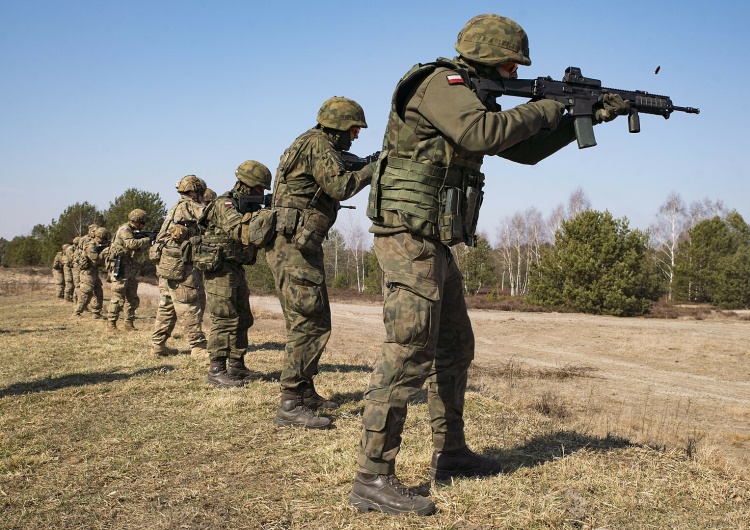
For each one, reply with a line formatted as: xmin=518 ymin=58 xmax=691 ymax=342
xmin=73 ymin=236 xmax=81 ymax=245
xmin=455 ymin=14 xmax=531 ymax=67
xmin=203 ymin=188 xmax=217 ymax=202
xmin=316 ymin=97 xmax=368 ymax=130
xmin=235 ymin=160 xmax=272 ymax=190
xmin=176 ymin=174 xmax=207 ymax=193
xmin=94 ymin=227 xmax=110 ymax=241
xmin=88 ymin=223 xmax=100 ymax=236
xmin=128 ymin=209 xmax=148 ymax=223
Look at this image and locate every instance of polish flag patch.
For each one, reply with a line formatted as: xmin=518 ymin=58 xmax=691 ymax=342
xmin=446 ymin=74 xmax=465 ymax=85
xmin=224 ymin=201 xmax=234 ymax=208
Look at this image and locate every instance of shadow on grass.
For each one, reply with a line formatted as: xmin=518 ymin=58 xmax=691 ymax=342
xmin=0 ymin=366 xmax=176 ymax=398
xmin=0 ymin=326 xmax=69 ymax=334
xmin=409 ymin=430 xmax=638 ymax=495
xmin=247 ymin=341 xmax=286 ymax=352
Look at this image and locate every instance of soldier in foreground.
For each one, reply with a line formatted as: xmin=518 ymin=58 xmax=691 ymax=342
xmin=74 ymin=227 xmax=109 ymax=319
xmin=150 ymin=175 xmax=208 ymax=357
xmin=266 ymin=97 xmax=376 ymax=429
xmin=107 ymin=209 xmax=152 ymax=331
xmin=349 ymin=14 xmax=629 ymax=515
xmin=51 ymin=245 xmax=66 ymax=299
xmin=197 ymin=161 xmax=274 ymax=388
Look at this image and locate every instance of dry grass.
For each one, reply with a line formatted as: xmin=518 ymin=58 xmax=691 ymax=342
xmin=1 ymin=277 xmax=749 ymax=529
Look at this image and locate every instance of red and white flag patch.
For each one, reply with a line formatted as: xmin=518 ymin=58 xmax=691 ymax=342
xmin=224 ymin=201 xmax=234 ymax=208
xmin=446 ymin=74 xmax=465 ymax=86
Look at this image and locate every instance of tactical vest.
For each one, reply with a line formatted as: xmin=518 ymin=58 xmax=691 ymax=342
xmin=272 ymin=128 xmax=337 ymax=253
xmin=192 ymin=195 xmax=255 ymax=271
xmin=156 ymin=241 xmax=188 ymax=281
xmin=367 ymin=59 xmax=486 ymax=246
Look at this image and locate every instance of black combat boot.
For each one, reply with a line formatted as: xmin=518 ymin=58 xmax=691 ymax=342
xmin=274 ymin=393 xmax=331 ymax=429
xmin=348 ymin=472 xmax=436 ymax=515
xmin=226 ymin=358 xmax=263 ymax=382
xmin=429 ymin=446 xmax=501 ymax=481
xmin=206 ymin=358 xmax=244 ymax=388
xmin=302 ymin=384 xmax=339 ymax=411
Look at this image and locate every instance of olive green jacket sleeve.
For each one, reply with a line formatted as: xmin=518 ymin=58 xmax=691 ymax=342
xmin=416 ymin=68 xmax=575 ymax=163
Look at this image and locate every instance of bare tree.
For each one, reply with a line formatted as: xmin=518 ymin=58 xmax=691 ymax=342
xmin=650 ymin=192 xmax=687 ymax=302
xmin=546 ymin=203 xmax=566 ymax=243
xmin=342 ymin=216 xmax=368 ymax=292
xmin=567 ymin=186 xmax=592 ymax=219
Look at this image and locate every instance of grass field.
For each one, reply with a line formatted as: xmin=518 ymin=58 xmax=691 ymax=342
xmin=1 ymin=272 xmax=749 ymax=529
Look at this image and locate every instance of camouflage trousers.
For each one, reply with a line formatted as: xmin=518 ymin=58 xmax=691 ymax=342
xmin=71 ymin=265 xmax=81 ymax=303
xmin=76 ymin=268 xmax=103 ymax=316
xmin=203 ymin=261 xmax=253 ymax=361
xmin=108 ymin=273 xmax=140 ymax=324
xmin=356 ymin=232 xmax=475 ymax=475
xmin=265 ymin=231 xmax=332 ymax=394
xmin=63 ymin=266 xmax=75 ymax=301
xmin=152 ymin=271 xmax=206 ymax=347
xmin=53 ymin=269 xmax=65 ymax=298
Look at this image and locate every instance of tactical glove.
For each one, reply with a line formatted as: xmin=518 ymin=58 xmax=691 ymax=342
xmin=593 ymin=94 xmax=630 ymax=124
xmin=365 ymin=151 xmax=381 ymax=165
xmin=530 ymin=99 xmax=566 ymax=130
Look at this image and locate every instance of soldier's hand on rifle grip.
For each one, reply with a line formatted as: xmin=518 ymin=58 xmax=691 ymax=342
xmin=365 ymin=151 xmax=381 ymax=165
xmin=531 ymin=100 xmax=566 ymax=130
xmin=593 ymin=94 xmax=630 ymax=124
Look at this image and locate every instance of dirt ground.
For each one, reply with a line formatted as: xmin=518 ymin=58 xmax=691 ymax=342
xmin=246 ymin=293 xmax=750 ymax=474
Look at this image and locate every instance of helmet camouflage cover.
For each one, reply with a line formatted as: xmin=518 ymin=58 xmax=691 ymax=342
xmin=176 ymin=175 xmax=207 ymax=193
xmin=316 ymin=96 xmax=368 ymax=130
xmin=128 ymin=208 xmax=148 ymax=223
xmin=235 ymin=160 xmax=272 ymax=190
xmin=203 ymin=188 xmax=217 ymax=202
xmin=455 ymin=14 xmax=531 ymax=67
xmin=94 ymin=227 xmax=110 ymax=241
xmin=73 ymin=236 xmax=81 ymax=245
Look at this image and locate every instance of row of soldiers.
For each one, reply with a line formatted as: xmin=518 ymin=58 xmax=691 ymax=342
xmin=47 ymin=11 xmax=638 ymax=516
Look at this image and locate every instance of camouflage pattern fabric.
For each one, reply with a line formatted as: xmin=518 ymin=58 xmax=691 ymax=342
xmin=75 ymin=239 xmax=107 ymax=317
xmin=152 ymin=272 xmax=206 ymax=348
xmin=201 ymin=191 xmax=255 ymax=361
xmin=107 ymin=221 xmax=150 ymax=324
xmin=52 ymin=251 xmax=65 ymax=298
xmin=356 ymin=233 xmax=473 ymax=474
xmin=62 ymin=247 xmax=75 ymax=301
xmin=268 ymin=126 xmax=373 ymax=394
xmin=152 ymin=196 xmax=206 ymax=348
xmin=265 ymin=231 xmax=331 ymax=392
xmin=358 ymin=52 xmax=578 ymax=475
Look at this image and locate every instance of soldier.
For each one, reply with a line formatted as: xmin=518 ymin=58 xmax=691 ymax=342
xmin=197 ymin=161 xmax=274 ymax=388
xmin=150 ymin=175 xmax=208 ymax=356
xmin=73 ymin=224 xmax=101 ymax=312
xmin=349 ymin=14 xmax=629 ymax=515
xmin=51 ymin=245 xmax=66 ymax=299
xmin=107 ymin=209 xmax=152 ymax=331
xmin=69 ymin=236 xmax=81 ymax=303
xmin=74 ymin=227 xmax=109 ymax=319
xmin=61 ymin=243 xmax=75 ymax=302
xmin=266 ymin=97 xmax=376 ymax=430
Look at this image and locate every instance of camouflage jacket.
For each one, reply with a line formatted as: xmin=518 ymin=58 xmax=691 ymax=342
xmin=273 ymin=127 xmax=373 ymax=225
xmin=52 ymin=252 xmax=64 ymax=271
xmin=157 ymin=196 xmax=205 ymax=241
xmin=110 ymin=222 xmax=150 ymax=264
xmin=370 ymin=57 xmax=576 ymax=237
xmin=199 ymin=191 xmax=255 ymax=265
xmin=63 ymin=244 xmax=76 ymax=269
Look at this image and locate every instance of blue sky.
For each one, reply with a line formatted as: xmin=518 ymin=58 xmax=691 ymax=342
xmin=1 ymin=1 xmax=747 ymax=243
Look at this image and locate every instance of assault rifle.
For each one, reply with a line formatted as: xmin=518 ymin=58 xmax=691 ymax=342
xmin=132 ymin=230 xmax=159 ymax=242
xmin=471 ymin=66 xmax=700 ymax=149
xmin=341 ymin=151 xmax=380 ymax=171
xmin=234 ymin=193 xmax=272 ymax=214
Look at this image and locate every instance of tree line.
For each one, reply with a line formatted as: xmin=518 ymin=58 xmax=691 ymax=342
xmin=2 ymin=188 xmax=748 ymax=313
